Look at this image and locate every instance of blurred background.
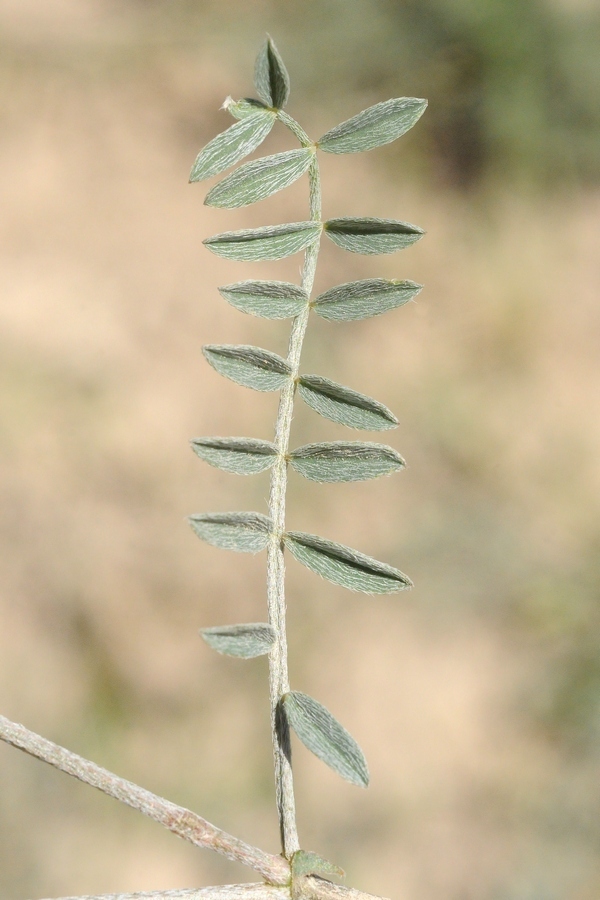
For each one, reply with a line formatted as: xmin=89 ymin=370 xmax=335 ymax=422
xmin=1 ymin=1 xmax=599 ymax=898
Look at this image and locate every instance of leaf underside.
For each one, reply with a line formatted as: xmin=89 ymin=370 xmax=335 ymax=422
xmin=204 ymin=222 xmax=321 ymax=262
xmin=313 ymin=278 xmax=422 ymax=321
xmin=298 ymin=374 xmax=398 ymax=431
xmin=289 ymin=441 xmax=405 ymax=482
xmin=282 ymin=691 xmax=369 ymax=787
xmin=318 ymin=97 xmax=428 ymax=154
xmin=191 ymin=437 xmax=278 ymax=475
xmin=189 ymin=111 xmax=276 ymax=182
xmin=284 ymin=530 xmax=412 ymax=593
xmin=189 ymin=512 xmax=272 ymax=553
xmin=254 ymin=36 xmax=290 ymax=109
xmin=219 ymin=280 xmax=309 ymax=319
xmin=203 ymin=344 xmax=291 ymax=392
xmin=205 ymin=148 xmax=313 ymax=209
xmin=324 ymin=217 xmax=424 ymax=255
xmin=201 ymin=622 xmax=276 ymax=658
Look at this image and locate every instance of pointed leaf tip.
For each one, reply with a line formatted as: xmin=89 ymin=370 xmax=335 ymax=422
xmin=205 ymin=148 xmax=313 ymax=209
xmin=298 ymin=374 xmax=398 ymax=431
xmin=219 ymin=280 xmax=309 ymax=319
xmin=189 ymin=112 xmax=275 ymax=182
xmin=203 ymin=344 xmax=291 ymax=392
xmin=254 ymin=36 xmax=290 ymax=109
xmin=201 ymin=622 xmax=276 ymax=658
xmin=204 ymin=221 xmax=321 ymax=262
xmin=313 ymin=278 xmax=422 ymax=321
xmin=282 ymin=691 xmax=369 ymax=787
xmin=318 ymin=97 xmax=428 ymax=154
xmin=189 ymin=511 xmax=272 ymax=553
xmin=290 ymin=441 xmax=405 ymax=483
xmin=324 ymin=217 xmax=424 ymax=255
xmin=191 ymin=436 xmax=278 ymax=475
xmin=284 ymin=531 xmax=412 ymax=594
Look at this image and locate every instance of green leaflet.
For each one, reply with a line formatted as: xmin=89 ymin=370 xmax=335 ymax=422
xmin=281 ymin=691 xmax=369 ymax=787
xmin=318 ymin=97 xmax=428 ymax=154
xmin=298 ymin=374 xmax=398 ymax=431
xmin=204 ymin=222 xmax=321 ymax=262
xmin=224 ymin=97 xmax=269 ymax=120
xmin=205 ymin=149 xmax=314 ymax=209
xmin=219 ymin=280 xmax=309 ymax=319
xmin=313 ymin=278 xmax=422 ymax=321
xmin=189 ymin=112 xmax=276 ymax=182
xmin=201 ymin=622 xmax=276 ymax=658
xmin=289 ymin=441 xmax=405 ymax=483
xmin=191 ymin=437 xmax=279 ymax=475
xmin=189 ymin=512 xmax=272 ymax=553
xmin=203 ymin=344 xmax=291 ymax=392
xmin=284 ymin=531 xmax=412 ymax=594
xmin=291 ymin=850 xmax=345 ymax=881
xmin=324 ymin=217 xmax=424 ymax=255
xmin=254 ymin=36 xmax=290 ymax=109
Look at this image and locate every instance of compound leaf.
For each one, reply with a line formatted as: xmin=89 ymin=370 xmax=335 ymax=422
xmin=254 ymin=36 xmax=290 ymax=109
xmin=189 ymin=111 xmax=276 ymax=182
xmin=191 ymin=437 xmax=279 ymax=475
xmin=204 ymin=222 xmax=321 ymax=262
xmin=298 ymin=374 xmax=398 ymax=431
xmin=289 ymin=441 xmax=405 ymax=482
xmin=324 ymin=217 xmax=424 ymax=255
xmin=201 ymin=622 xmax=276 ymax=658
xmin=282 ymin=691 xmax=369 ymax=787
xmin=219 ymin=280 xmax=309 ymax=319
xmin=318 ymin=97 xmax=428 ymax=154
xmin=284 ymin=531 xmax=412 ymax=594
xmin=313 ymin=278 xmax=422 ymax=321
xmin=189 ymin=512 xmax=272 ymax=553
xmin=203 ymin=345 xmax=291 ymax=392
xmin=205 ymin=148 xmax=314 ymax=209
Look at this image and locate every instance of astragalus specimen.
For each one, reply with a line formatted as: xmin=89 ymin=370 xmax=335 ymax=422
xmin=0 ymin=37 xmax=426 ymax=900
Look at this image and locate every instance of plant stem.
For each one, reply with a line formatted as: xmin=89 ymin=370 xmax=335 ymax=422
xmin=266 ymin=129 xmax=322 ymax=858
xmin=0 ymin=714 xmax=290 ymax=886
xmin=37 ymin=887 xmax=290 ymax=900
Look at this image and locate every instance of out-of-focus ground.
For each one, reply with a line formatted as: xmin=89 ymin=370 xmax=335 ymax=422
xmin=1 ymin=2 xmax=600 ymax=899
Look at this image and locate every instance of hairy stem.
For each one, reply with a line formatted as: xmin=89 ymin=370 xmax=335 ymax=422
xmin=0 ymin=714 xmax=290 ymax=886
xmin=36 ymin=887 xmax=290 ymax=900
xmin=266 ymin=131 xmax=322 ymax=858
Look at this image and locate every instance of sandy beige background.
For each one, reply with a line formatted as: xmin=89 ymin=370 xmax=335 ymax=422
xmin=1 ymin=3 xmax=600 ymax=899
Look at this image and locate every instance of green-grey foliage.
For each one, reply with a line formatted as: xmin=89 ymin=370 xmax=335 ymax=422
xmin=318 ymin=97 xmax=428 ymax=154
xmin=289 ymin=441 xmax=405 ymax=482
xmin=225 ymin=97 xmax=270 ymax=120
xmin=201 ymin=623 xmax=276 ymax=658
xmin=191 ymin=33 xmax=424 ymax=851
xmin=313 ymin=278 xmax=422 ymax=321
xmin=284 ymin=531 xmax=413 ymax=594
xmin=219 ymin=280 xmax=309 ymax=319
xmin=189 ymin=112 xmax=276 ymax=182
xmin=202 ymin=344 xmax=291 ymax=392
xmin=191 ymin=437 xmax=278 ymax=475
xmin=254 ymin=36 xmax=291 ymax=109
xmin=298 ymin=374 xmax=398 ymax=430
xmin=291 ymin=850 xmax=345 ymax=880
xmin=205 ymin=149 xmax=314 ymax=209
xmin=324 ymin=217 xmax=424 ymax=255
xmin=281 ymin=691 xmax=369 ymax=787
xmin=204 ymin=222 xmax=321 ymax=261
xmin=188 ymin=511 xmax=272 ymax=553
